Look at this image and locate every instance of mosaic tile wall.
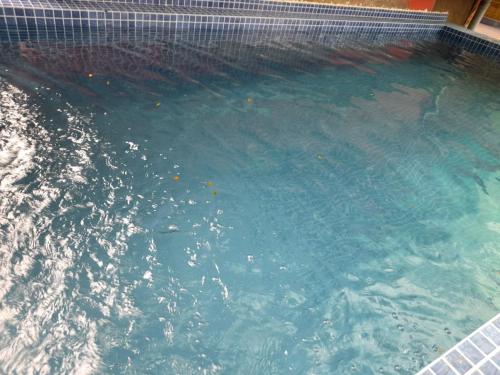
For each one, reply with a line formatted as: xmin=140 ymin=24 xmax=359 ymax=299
xmin=439 ymin=25 xmax=500 ymax=59
xmin=53 ymin=0 xmax=448 ymax=23
xmin=5 ymin=0 xmax=494 ymax=63
xmin=417 ymin=314 xmax=500 ymax=375
xmin=0 ymin=0 xmax=448 ymax=43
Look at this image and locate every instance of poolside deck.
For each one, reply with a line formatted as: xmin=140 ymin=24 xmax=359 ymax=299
xmin=476 ymin=23 xmax=500 ymax=41
xmin=417 ymin=314 xmax=500 ymax=375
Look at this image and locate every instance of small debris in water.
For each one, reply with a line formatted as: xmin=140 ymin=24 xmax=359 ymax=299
xmin=106 ymin=80 xmax=110 ymax=85
xmin=206 ymin=181 xmax=214 ymax=187
xmin=173 ymin=175 xmax=180 ymax=182
xmin=316 ymin=154 xmax=325 ymax=160
xmin=155 ymin=101 xmax=161 ymax=107
xmin=211 ymin=191 xmax=218 ymax=196
xmin=167 ymin=224 xmax=179 ymax=233
xmin=247 ymin=97 xmax=254 ymax=104
xmin=88 ymin=73 xmax=93 ymax=78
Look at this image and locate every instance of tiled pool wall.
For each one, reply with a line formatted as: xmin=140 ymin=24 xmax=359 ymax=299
xmin=439 ymin=25 xmax=500 ymax=59
xmin=11 ymin=0 xmax=449 ymax=21
xmin=1 ymin=0 xmax=498 ymax=60
xmin=0 ymin=0 xmax=447 ymax=44
xmin=417 ymin=314 xmax=500 ymax=375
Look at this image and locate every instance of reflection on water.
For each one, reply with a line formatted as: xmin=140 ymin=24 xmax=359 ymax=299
xmin=0 ymin=83 xmax=101 ymax=373
xmin=0 ymin=30 xmax=500 ymax=375
xmin=0 ymin=31 xmax=428 ymax=92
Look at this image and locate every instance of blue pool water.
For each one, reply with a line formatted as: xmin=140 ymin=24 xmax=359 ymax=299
xmin=0 ymin=35 xmax=500 ymax=374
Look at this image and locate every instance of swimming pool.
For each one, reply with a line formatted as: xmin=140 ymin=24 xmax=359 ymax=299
xmin=0 ymin=27 xmax=500 ymax=375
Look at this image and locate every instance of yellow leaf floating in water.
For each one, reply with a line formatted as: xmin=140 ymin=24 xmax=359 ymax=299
xmin=206 ymin=181 xmax=214 ymax=187
xmin=173 ymin=175 xmax=180 ymax=182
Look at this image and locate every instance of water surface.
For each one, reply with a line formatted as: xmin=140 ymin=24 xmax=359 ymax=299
xmin=1 ymin=33 xmax=500 ymax=374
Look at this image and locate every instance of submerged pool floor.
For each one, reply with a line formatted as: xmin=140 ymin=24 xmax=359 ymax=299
xmin=0 ymin=35 xmax=500 ymax=374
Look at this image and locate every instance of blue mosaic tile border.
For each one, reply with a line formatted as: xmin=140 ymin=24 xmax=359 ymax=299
xmin=439 ymin=25 xmax=500 ymax=59
xmin=417 ymin=313 xmax=500 ymax=375
xmin=0 ymin=0 xmax=446 ymax=24
xmin=49 ymin=0 xmax=448 ymax=23
xmin=0 ymin=0 xmax=448 ymax=23
xmin=0 ymin=0 xmax=446 ymax=43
